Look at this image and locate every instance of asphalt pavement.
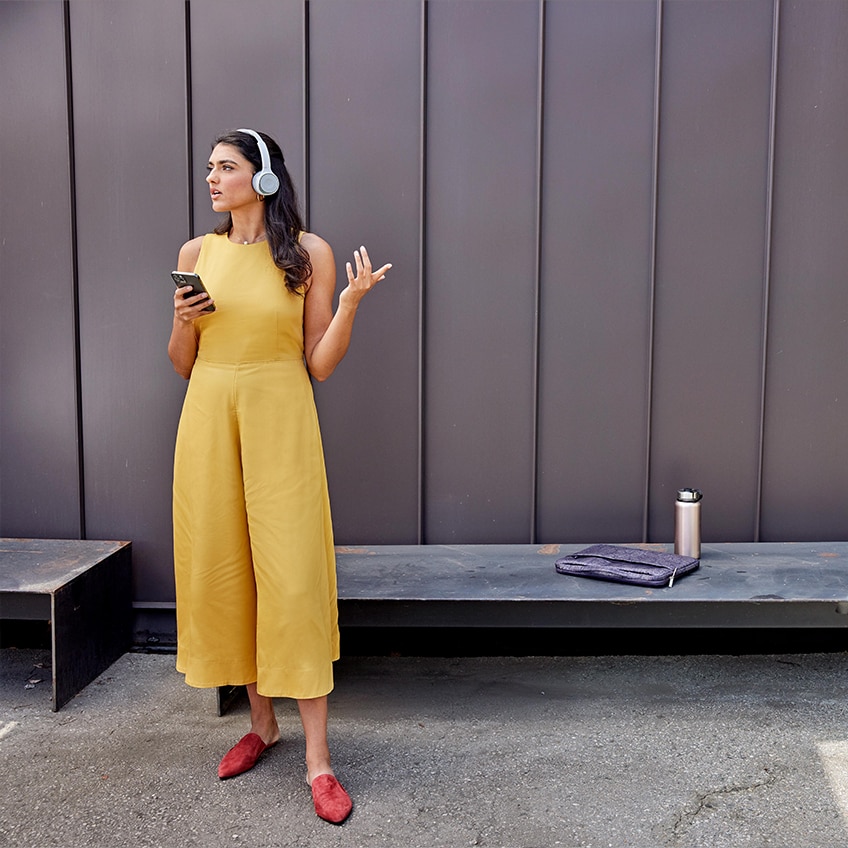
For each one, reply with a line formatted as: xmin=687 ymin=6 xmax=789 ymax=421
xmin=2 ymin=646 xmax=848 ymax=848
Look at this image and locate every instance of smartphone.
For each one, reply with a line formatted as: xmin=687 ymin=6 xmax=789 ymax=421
xmin=171 ymin=271 xmax=215 ymax=312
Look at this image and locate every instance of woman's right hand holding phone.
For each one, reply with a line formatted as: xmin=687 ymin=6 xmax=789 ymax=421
xmin=174 ymin=286 xmax=214 ymax=323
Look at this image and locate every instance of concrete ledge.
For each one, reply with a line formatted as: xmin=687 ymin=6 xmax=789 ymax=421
xmin=335 ymin=542 xmax=848 ymax=629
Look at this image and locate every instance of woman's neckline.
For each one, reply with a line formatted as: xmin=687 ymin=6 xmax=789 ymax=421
xmin=225 ymin=232 xmax=267 ymax=246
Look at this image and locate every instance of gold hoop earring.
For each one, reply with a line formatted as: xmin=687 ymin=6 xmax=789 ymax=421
xmin=256 ymin=194 xmax=265 ymax=203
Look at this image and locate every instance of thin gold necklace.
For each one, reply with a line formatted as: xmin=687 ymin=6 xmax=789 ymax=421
xmin=231 ymin=232 xmax=265 ymax=245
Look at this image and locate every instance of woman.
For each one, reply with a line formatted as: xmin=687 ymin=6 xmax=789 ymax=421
xmin=168 ymin=128 xmax=390 ymax=824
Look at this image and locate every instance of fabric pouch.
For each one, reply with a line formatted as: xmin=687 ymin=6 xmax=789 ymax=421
xmin=554 ymin=544 xmax=699 ymax=588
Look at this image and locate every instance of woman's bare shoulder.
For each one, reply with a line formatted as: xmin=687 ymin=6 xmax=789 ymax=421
xmin=299 ymin=231 xmax=333 ymax=262
xmin=176 ymin=235 xmax=206 ymax=272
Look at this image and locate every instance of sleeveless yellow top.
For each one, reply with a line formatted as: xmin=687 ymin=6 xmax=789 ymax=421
xmin=194 ymin=234 xmax=305 ymax=362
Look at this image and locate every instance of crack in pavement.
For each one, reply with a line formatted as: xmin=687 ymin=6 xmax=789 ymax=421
xmin=664 ymin=763 xmax=788 ymax=845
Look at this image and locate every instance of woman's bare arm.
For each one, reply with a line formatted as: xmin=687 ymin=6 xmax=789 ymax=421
xmin=302 ymin=234 xmax=391 ymax=382
xmin=167 ymin=236 xmax=209 ymax=379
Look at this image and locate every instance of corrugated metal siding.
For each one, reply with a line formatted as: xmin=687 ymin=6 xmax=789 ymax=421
xmin=1 ymin=0 xmax=846 ymax=606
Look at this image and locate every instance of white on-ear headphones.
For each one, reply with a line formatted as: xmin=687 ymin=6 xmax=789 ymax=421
xmin=237 ymin=128 xmax=280 ymax=196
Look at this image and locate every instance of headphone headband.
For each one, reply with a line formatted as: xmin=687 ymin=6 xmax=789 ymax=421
xmin=237 ymin=128 xmax=280 ymax=196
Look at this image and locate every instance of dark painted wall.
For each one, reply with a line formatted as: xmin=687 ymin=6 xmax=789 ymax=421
xmin=2 ymin=0 xmax=847 ymax=608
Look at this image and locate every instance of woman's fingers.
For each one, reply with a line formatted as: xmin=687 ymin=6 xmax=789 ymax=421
xmin=356 ymin=247 xmax=367 ymax=274
xmin=372 ymin=263 xmax=392 ymax=281
xmin=347 ymin=246 xmax=392 ymax=288
xmin=174 ymin=286 xmax=212 ymax=320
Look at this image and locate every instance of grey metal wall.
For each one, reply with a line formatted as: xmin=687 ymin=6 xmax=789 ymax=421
xmin=1 ymin=0 xmax=847 ymax=608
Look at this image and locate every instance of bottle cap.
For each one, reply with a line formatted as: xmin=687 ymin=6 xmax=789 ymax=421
xmin=677 ymin=488 xmax=702 ymax=503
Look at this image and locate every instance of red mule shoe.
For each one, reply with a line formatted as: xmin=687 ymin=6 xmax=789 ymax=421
xmin=310 ymin=774 xmax=353 ymax=824
xmin=218 ymin=733 xmax=273 ymax=779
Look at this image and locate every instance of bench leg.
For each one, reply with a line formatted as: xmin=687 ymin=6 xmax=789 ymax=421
xmin=216 ymin=685 xmax=247 ymax=716
xmin=50 ymin=548 xmax=132 ymax=711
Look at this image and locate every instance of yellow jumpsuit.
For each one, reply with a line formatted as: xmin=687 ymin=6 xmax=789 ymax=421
xmin=172 ymin=233 xmax=339 ymax=699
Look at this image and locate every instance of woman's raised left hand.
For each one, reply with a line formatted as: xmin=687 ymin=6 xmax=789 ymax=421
xmin=341 ymin=246 xmax=392 ymax=308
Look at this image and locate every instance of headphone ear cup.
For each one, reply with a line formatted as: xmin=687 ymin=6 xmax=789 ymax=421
xmin=238 ymin=129 xmax=280 ymax=197
xmin=254 ymin=170 xmax=280 ymax=196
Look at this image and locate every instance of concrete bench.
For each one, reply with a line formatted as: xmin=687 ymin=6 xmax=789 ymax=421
xmin=334 ymin=542 xmax=848 ymax=629
xmin=214 ymin=541 xmax=848 ymax=714
xmin=0 ymin=538 xmax=132 ymax=710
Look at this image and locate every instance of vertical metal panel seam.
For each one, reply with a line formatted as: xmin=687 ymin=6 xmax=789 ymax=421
xmin=302 ymin=0 xmax=311 ymax=226
xmin=184 ymin=1 xmax=194 ymax=238
xmin=63 ymin=0 xmax=85 ymax=539
xmin=642 ymin=0 xmax=663 ymax=542
xmin=417 ymin=0 xmax=428 ymax=544
xmin=755 ymin=0 xmax=781 ymax=542
xmin=530 ymin=0 xmax=545 ymax=544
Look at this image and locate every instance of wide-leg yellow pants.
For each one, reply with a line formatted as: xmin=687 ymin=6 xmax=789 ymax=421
xmin=173 ymin=357 xmax=339 ymax=699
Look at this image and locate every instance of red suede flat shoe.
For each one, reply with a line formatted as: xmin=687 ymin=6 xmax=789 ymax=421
xmin=310 ymin=774 xmax=353 ymax=824
xmin=217 ymin=733 xmax=273 ymax=779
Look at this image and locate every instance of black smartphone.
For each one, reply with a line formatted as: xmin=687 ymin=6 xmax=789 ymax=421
xmin=171 ymin=271 xmax=215 ymax=312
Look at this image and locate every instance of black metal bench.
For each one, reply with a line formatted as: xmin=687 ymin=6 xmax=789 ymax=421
xmin=0 ymin=538 xmax=132 ymax=710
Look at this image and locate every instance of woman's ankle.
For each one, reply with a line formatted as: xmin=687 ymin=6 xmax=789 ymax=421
xmin=245 ymin=690 xmax=279 ymax=744
xmin=305 ymin=746 xmax=333 ymax=780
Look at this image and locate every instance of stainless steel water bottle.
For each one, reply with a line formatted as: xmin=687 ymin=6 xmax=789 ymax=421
xmin=674 ymin=488 xmax=702 ymax=558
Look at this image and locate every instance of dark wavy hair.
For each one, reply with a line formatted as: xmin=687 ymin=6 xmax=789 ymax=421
xmin=212 ymin=129 xmax=312 ymax=294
